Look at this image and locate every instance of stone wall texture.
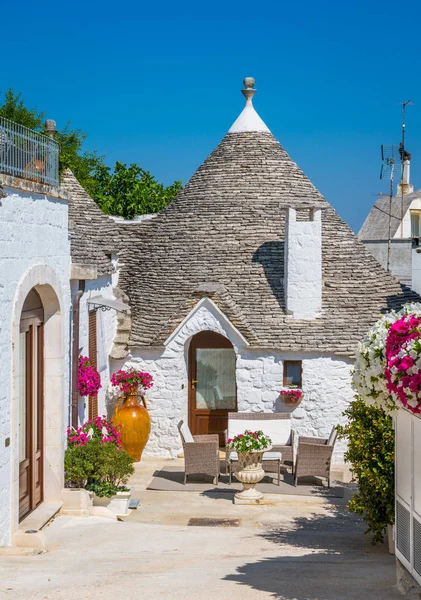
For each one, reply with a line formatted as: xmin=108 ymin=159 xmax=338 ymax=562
xmin=0 ymin=188 xmax=70 ymax=545
xmin=113 ymin=300 xmax=353 ymax=465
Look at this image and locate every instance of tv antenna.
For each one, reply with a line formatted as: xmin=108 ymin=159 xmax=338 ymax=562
xmin=399 ymin=100 xmax=413 ymax=236
xmin=380 ymin=144 xmax=397 ymax=271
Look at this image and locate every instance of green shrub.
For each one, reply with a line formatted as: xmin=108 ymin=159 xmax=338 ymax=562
xmin=64 ymin=442 xmax=97 ymax=487
xmin=64 ymin=440 xmax=134 ymax=494
xmin=337 ymin=397 xmax=395 ymax=544
xmin=93 ymin=443 xmax=134 ymax=486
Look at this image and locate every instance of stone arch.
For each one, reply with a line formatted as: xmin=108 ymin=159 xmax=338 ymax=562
xmin=11 ymin=265 xmax=66 ymax=536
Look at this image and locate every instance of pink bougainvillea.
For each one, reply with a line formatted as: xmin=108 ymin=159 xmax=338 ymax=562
xmin=384 ymin=314 xmax=421 ymax=414
xmin=78 ymin=356 xmax=102 ymax=397
xmin=111 ymin=367 xmax=153 ymax=393
xmin=67 ymin=415 xmax=122 ymax=448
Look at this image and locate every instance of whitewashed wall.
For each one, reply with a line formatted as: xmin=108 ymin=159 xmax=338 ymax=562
xmin=0 ymin=187 xmax=70 ymax=546
xmin=71 ymin=276 xmax=117 ymax=423
xmin=112 ymin=299 xmax=353 ymax=465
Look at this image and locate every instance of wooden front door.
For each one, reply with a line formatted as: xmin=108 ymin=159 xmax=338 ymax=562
xmin=188 ymin=331 xmax=237 ymax=445
xmin=19 ymin=290 xmax=44 ymax=521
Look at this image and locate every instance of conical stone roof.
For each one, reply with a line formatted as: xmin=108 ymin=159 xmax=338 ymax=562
xmin=118 ymin=81 xmax=419 ymax=357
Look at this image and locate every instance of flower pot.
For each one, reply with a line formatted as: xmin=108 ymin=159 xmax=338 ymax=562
xmin=281 ymin=391 xmax=304 ymax=406
xmin=113 ymin=386 xmax=151 ymax=461
xmin=234 ymin=446 xmax=272 ymax=503
xmin=92 ymin=490 xmax=132 ymax=517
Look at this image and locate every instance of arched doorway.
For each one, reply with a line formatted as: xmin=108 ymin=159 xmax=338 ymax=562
xmin=18 ymin=289 xmax=44 ymax=521
xmin=188 ymin=331 xmax=237 ymax=445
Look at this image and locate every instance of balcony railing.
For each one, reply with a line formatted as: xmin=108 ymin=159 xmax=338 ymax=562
xmin=0 ymin=116 xmax=59 ymax=188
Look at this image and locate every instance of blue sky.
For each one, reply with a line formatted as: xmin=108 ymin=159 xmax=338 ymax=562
xmin=2 ymin=0 xmax=421 ymax=232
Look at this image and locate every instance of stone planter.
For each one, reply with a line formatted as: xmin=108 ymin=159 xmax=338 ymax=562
xmin=91 ymin=489 xmax=132 ymax=517
xmin=234 ymin=447 xmax=272 ymax=504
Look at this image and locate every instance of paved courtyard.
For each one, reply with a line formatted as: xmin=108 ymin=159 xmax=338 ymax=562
xmin=0 ymin=459 xmax=401 ymax=600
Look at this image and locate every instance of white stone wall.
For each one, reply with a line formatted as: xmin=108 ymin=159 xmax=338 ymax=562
xmin=72 ymin=276 xmax=118 ymax=422
xmin=0 ymin=187 xmax=70 ymax=546
xmin=114 ymin=299 xmax=353 ymax=464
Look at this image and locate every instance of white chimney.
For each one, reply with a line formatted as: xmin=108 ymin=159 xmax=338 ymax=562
xmin=398 ymin=159 xmax=414 ymax=196
xmin=284 ymin=207 xmax=322 ymax=319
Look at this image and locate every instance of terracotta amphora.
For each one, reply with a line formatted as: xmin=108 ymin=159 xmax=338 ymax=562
xmin=113 ymin=385 xmax=151 ymax=462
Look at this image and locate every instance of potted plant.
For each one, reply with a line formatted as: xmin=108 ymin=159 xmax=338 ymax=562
xmin=280 ymin=389 xmax=304 ymax=406
xmin=78 ymin=355 xmax=101 ymax=397
xmin=226 ymin=430 xmax=272 ymax=503
xmin=64 ymin=416 xmax=135 ymax=517
xmin=111 ymin=367 xmax=154 ymax=461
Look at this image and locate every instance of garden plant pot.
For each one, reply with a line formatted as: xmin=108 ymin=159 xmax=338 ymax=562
xmin=282 ymin=392 xmax=304 ymax=406
xmin=113 ymin=386 xmax=151 ymax=461
xmin=234 ymin=447 xmax=272 ymax=504
xmin=92 ymin=490 xmax=132 ymax=517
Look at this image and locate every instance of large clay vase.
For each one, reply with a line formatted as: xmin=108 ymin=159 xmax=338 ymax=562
xmin=113 ymin=385 xmax=151 ymax=462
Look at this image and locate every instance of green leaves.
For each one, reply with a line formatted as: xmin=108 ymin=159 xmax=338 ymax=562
xmin=93 ymin=161 xmax=183 ymax=219
xmin=337 ymin=397 xmax=394 ymax=544
xmin=0 ymin=88 xmax=183 ymax=219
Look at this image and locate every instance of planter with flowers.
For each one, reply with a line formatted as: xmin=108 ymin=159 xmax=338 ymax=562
xmin=279 ymin=389 xmax=304 ymax=406
xmin=78 ymin=355 xmax=101 ymax=397
xmin=64 ymin=415 xmax=135 ymax=516
xmin=227 ymin=430 xmax=272 ymax=503
xmin=111 ymin=368 xmax=154 ymax=461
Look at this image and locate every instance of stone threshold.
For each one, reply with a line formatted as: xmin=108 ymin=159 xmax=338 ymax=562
xmin=20 ymin=500 xmax=63 ymax=533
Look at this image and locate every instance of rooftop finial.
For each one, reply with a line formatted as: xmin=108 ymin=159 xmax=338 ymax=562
xmin=242 ymin=77 xmax=256 ymax=105
xmin=228 ymin=76 xmax=270 ymax=134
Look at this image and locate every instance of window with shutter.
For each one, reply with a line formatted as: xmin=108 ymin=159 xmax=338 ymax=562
xmin=411 ymin=212 xmax=421 ymax=238
xmin=88 ymin=310 xmax=98 ymax=419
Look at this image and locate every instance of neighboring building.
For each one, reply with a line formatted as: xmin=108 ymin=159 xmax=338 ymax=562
xmin=0 ymin=121 xmax=124 ymax=546
xmin=358 ymin=155 xmax=421 ymax=292
xmin=114 ymin=78 xmax=419 ymax=467
xmin=0 ymin=118 xmax=71 ymax=546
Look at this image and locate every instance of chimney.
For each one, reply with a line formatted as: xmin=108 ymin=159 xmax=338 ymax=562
xmin=44 ymin=119 xmax=56 ymax=139
xmin=398 ymin=144 xmax=414 ymax=196
xmin=284 ymin=207 xmax=322 ymax=319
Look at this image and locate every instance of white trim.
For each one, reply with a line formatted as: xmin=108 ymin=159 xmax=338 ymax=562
xmin=163 ymin=297 xmax=250 ymax=347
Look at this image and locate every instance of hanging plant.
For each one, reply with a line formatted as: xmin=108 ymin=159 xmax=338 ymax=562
xmin=352 ymin=303 xmax=421 ymax=413
xmin=111 ymin=367 xmax=153 ymax=393
xmin=279 ymin=389 xmax=303 ymax=404
xmin=78 ymin=356 xmax=102 ymax=397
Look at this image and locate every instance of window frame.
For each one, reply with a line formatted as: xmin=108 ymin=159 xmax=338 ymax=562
xmin=283 ymin=360 xmax=303 ymax=388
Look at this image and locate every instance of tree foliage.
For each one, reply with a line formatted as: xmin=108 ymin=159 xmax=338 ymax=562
xmin=0 ymin=89 xmax=45 ymax=130
xmin=94 ymin=162 xmax=183 ymax=219
xmin=337 ymin=397 xmax=395 ymax=544
xmin=0 ymin=88 xmax=182 ymax=217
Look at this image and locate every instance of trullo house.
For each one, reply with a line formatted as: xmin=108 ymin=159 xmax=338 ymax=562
xmin=113 ymin=77 xmax=418 ymax=466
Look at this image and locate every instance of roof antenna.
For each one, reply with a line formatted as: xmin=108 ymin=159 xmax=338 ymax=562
xmin=398 ymin=100 xmax=413 ymax=235
xmin=380 ymin=144 xmax=396 ymax=272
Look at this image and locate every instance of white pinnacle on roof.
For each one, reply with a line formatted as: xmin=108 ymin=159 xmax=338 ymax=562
xmin=228 ymin=77 xmax=270 ymax=134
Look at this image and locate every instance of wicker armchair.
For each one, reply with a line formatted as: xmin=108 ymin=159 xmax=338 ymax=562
xmin=178 ymin=421 xmax=220 ymax=485
xmin=294 ymin=427 xmax=338 ymax=487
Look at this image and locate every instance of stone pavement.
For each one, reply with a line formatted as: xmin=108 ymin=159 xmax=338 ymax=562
xmin=0 ymin=458 xmax=401 ymax=600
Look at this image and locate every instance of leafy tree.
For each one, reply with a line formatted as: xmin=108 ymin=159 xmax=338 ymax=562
xmin=337 ymin=397 xmax=395 ymax=544
xmin=94 ymin=161 xmax=183 ymax=219
xmin=0 ymin=88 xmax=182 ymax=217
xmin=0 ymin=89 xmax=45 ymax=130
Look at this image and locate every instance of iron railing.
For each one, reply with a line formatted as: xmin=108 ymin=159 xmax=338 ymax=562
xmin=0 ymin=116 xmax=59 ymax=187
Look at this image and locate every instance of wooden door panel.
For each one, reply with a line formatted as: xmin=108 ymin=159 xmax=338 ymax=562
xmin=18 ymin=304 xmax=44 ymax=521
xmin=189 ymin=331 xmax=237 ymax=446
